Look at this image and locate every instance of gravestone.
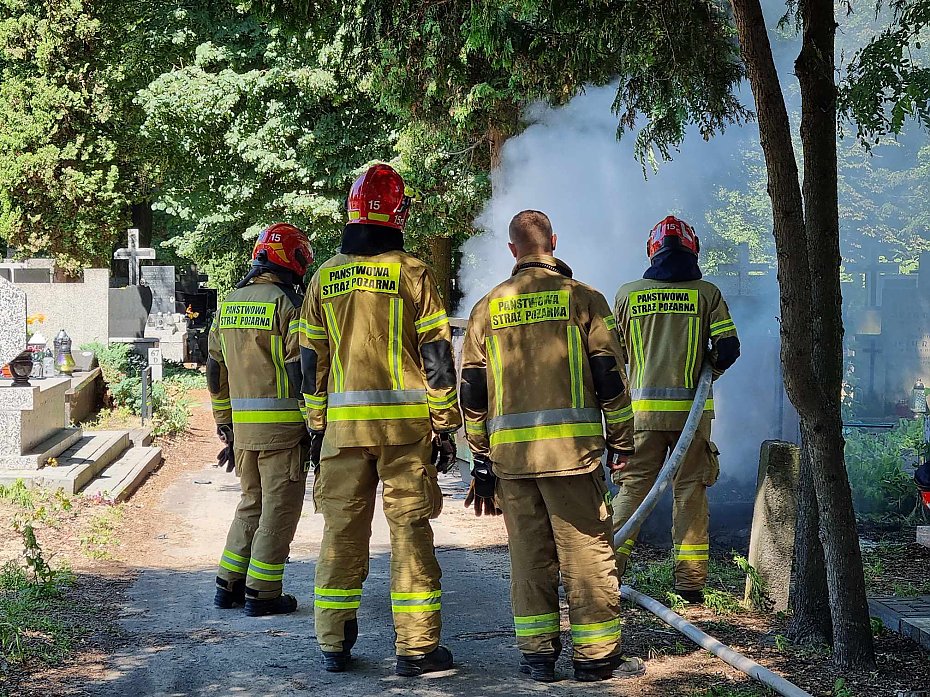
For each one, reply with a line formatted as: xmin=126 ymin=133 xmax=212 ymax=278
xmin=0 ymin=276 xmax=79 ymax=469
xmin=141 ymin=266 xmax=177 ymax=316
xmin=113 ymin=228 xmax=156 ymax=287
xmin=745 ymin=440 xmax=800 ymax=612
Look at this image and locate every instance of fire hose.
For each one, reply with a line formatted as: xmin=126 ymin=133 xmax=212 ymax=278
xmin=614 ymin=363 xmax=812 ymax=697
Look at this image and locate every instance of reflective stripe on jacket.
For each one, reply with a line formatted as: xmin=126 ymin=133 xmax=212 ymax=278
xmin=207 ymin=274 xmax=305 ymax=450
xmin=299 ymin=251 xmax=462 ymax=447
xmin=461 ymin=255 xmax=634 ymax=479
xmin=614 ymin=278 xmax=737 ymax=431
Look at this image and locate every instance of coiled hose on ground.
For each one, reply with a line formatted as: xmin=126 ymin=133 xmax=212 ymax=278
xmin=615 ymin=363 xmax=812 ymax=697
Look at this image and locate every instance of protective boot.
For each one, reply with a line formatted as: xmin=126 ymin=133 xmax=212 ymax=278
xmin=519 ymin=654 xmax=557 ymax=682
xmin=243 ymin=593 xmax=298 ymax=617
xmin=214 ymin=577 xmax=245 ymax=609
xmin=574 ymin=654 xmax=646 ymax=682
xmin=395 ymin=645 xmax=453 ymax=677
xmin=322 ymin=619 xmax=358 ymax=673
xmin=676 ymin=588 xmax=704 ymax=605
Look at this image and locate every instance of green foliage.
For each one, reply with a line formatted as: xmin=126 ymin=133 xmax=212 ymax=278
xmin=844 ymin=419 xmax=920 ymax=521
xmin=841 ymin=1 xmax=930 ymax=143
xmin=702 ymin=587 xmax=744 ymax=616
xmin=80 ymin=504 xmax=123 ymax=560
xmin=80 ymin=342 xmax=144 ymax=385
xmin=0 ymin=0 xmax=141 ymax=272
xmin=694 ymin=685 xmax=767 ymax=697
xmin=734 ymin=554 xmax=773 ymax=613
xmin=832 ymin=677 xmax=854 ymax=697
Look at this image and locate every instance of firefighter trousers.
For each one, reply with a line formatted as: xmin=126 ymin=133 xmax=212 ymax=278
xmin=611 ymin=425 xmax=720 ymax=591
xmin=217 ymin=443 xmax=309 ymax=599
xmin=496 ymin=471 xmax=622 ymax=662
xmin=313 ymin=434 xmax=444 ymax=657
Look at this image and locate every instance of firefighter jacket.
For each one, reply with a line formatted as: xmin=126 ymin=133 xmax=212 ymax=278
xmin=298 ymin=251 xmax=462 ymax=447
xmin=461 ymin=254 xmax=634 ymax=479
xmin=614 ymin=278 xmax=738 ymax=432
xmin=207 ymin=274 xmax=306 ymax=450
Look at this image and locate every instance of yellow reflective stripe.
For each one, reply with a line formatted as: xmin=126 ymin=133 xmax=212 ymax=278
xmin=368 ymin=212 xmax=391 ymax=222
xmin=617 ymin=538 xmax=635 ymax=555
xmin=630 ymin=318 xmax=645 ymax=388
xmin=232 ymin=410 xmax=305 ymax=423
xmin=391 ymin=590 xmax=442 ymax=613
xmin=710 ymin=318 xmax=737 ymax=336
xmin=316 ymin=587 xmax=364 ymax=596
xmin=465 ymin=420 xmax=488 ymax=435
xmin=219 ymin=559 xmax=246 ymax=573
xmin=487 ymin=336 xmax=504 ymax=414
xmin=327 ymin=404 xmax=430 ymax=421
xmin=212 ymin=398 xmax=231 ymax=410
xmin=514 ymin=612 xmax=560 ymax=636
xmin=675 ymin=543 xmax=709 ymax=551
xmin=684 ymin=316 xmax=698 ymax=389
xmin=388 ymin=298 xmax=404 ymax=390
xmin=270 ymin=334 xmax=286 ymax=399
xmin=223 ymin=550 xmax=248 ymax=562
xmin=390 ymin=591 xmax=442 ymax=600
xmin=676 ymin=553 xmax=709 ymax=561
xmin=288 ymin=319 xmax=300 ymax=336
xmin=250 ymin=559 xmax=285 ymax=571
xmin=567 ymin=325 xmax=584 ymax=409
xmin=415 ymin=310 xmax=449 ymax=334
xmin=304 ymin=393 xmax=327 ymax=409
xmin=490 ymin=422 xmax=602 ymax=447
xmin=323 ymin=303 xmax=345 ymax=392
xmin=297 ymin=320 xmax=327 ymax=340
xmin=571 ymin=618 xmax=621 ymax=645
xmin=313 ymin=587 xmax=364 ymax=609
xmin=427 ymin=391 xmax=458 ymax=410
xmin=393 ymin=604 xmax=441 ymax=613
xmin=604 ymin=405 xmax=633 ymax=424
xmin=604 ymin=315 xmax=617 ymax=331
xmin=632 ymin=399 xmax=715 ymax=412
xmin=316 ymin=600 xmax=361 ymax=609
xmin=247 ymin=568 xmax=284 ymax=582
xmin=348 ymin=210 xmax=361 ymax=220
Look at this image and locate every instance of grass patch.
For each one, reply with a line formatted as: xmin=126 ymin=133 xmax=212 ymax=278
xmin=627 ymin=551 xmax=749 ymax=613
xmin=80 ymin=505 xmax=124 ymax=560
xmin=693 ymin=685 xmax=769 ymax=697
xmin=0 ymin=482 xmax=73 ymax=528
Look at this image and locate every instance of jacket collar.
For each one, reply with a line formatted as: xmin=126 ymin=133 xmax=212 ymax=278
xmin=340 ymin=223 xmax=405 ymax=256
xmin=511 ymin=254 xmax=574 ymax=278
xmin=643 ymin=248 xmax=702 ymax=282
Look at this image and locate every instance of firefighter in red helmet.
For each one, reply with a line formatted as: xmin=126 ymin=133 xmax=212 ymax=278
xmin=611 ymin=216 xmax=740 ymax=603
xmin=300 ymin=164 xmax=461 ymax=676
xmin=208 ymin=222 xmax=314 ymax=616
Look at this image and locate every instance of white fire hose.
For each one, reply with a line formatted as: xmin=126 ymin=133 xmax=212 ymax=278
xmin=614 ymin=363 xmax=812 ymax=697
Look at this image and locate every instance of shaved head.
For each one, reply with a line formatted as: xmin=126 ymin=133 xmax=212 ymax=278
xmin=509 ymin=210 xmax=555 ymax=257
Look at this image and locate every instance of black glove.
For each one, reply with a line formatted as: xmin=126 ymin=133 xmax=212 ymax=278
xmin=464 ymin=455 xmax=500 ymax=517
xmin=432 ymin=432 xmax=457 ymax=474
xmin=216 ymin=424 xmax=235 ymax=473
xmin=308 ymin=430 xmax=324 ymax=468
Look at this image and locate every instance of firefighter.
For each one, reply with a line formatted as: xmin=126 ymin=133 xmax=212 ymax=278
xmin=611 ymin=216 xmax=740 ymax=604
xmin=300 ymin=164 xmax=462 ymax=676
xmin=209 ymin=223 xmax=314 ymax=617
xmin=460 ymin=210 xmax=646 ymax=683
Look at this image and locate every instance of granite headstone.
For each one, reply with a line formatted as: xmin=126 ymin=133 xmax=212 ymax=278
xmin=142 ymin=265 xmax=177 ymax=317
xmin=0 ymin=275 xmax=27 ymax=366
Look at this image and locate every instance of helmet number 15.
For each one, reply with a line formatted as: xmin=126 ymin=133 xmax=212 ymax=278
xmin=269 ymin=233 xmax=281 ymax=242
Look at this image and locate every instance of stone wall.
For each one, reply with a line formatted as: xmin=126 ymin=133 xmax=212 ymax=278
xmin=17 ymin=267 xmax=110 ymax=349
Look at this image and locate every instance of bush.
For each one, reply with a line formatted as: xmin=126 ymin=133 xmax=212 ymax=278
xmin=79 ymin=342 xmax=145 ymax=384
xmin=845 ymin=419 xmax=920 ymax=521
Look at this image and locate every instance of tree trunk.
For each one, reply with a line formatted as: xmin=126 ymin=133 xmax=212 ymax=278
xmin=789 ymin=423 xmax=832 ymax=644
xmin=489 ymin=124 xmax=506 ymax=171
xmin=796 ymin=0 xmax=875 ymax=667
xmin=428 ymin=236 xmax=453 ymax=311
xmin=730 ymin=0 xmax=875 ymax=668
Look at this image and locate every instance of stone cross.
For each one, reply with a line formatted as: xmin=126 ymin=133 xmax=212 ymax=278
xmin=847 ymin=258 xmax=898 ymax=308
xmin=858 ymin=335 xmax=883 ymax=400
xmin=0 ymin=275 xmax=27 ymax=368
xmin=113 ymin=228 xmax=156 ymax=286
xmin=715 ymin=243 xmax=770 ymax=296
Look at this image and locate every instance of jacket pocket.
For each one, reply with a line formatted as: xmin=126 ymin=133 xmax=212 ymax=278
xmin=424 ymin=464 xmax=443 ymax=520
xmin=289 ymin=442 xmax=311 ymax=483
xmin=312 ymin=465 xmax=321 ymax=514
xmin=703 ymin=441 xmax=721 ymax=487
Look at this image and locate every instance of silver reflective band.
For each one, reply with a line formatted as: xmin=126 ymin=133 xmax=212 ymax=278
xmin=487 ymin=407 xmax=602 ymax=434
xmin=230 ymin=397 xmax=301 ymax=410
xmin=630 ymin=387 xmax=699 ymax=401
xmin=328 ymin=389 xmax=427 ymax=406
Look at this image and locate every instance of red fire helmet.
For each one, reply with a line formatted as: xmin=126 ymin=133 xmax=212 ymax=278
xmin=253 ymin=223 xmax=313 ymax=276
xmin=647 ymin=215 xmax=700 ymax=258
xmin=347 ymin=164 xmax=412 ymax=230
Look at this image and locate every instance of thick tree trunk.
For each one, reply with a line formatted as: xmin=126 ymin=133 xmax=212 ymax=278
xmin=489 ymin=125 xmax=506 ymax=171
xmin=428 ymin=235 xmax=453 ymax=311
xmin=789 ymin=424 xmax=832 ymax=644
xmin=796 ymin=0 xmax=875 ymax=668
xmin=730 ymin=0 xmax=875 ymax=668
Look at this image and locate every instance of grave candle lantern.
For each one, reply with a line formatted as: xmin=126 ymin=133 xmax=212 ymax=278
xmin=54 ymin=329 xmax=76 ymax=376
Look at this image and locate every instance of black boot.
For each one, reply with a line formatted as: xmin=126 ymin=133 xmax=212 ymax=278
xmin=395 ymin=645 xmax=453 ymax=677
xmin=676 ymin=588 xmax=704 ymax=605
xmin=322 ymin=619 xmax=358 ymax=673
xmin=243 ymin=593 xmax=298 ymax=617
xmin=214 ymin=577 xmax=245 ymax=609
xmin=574 ymin=655 xmax=645 ymax=682
xmin=519 ymin=653 xmax=557 ymax=682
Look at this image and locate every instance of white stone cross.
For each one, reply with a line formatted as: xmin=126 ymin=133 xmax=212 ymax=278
xmin=113 ymin=228 xmax=156 ymax=286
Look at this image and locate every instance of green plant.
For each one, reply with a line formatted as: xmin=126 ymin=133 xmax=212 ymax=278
xmin=80 ymin=505 xmax=124 ymax=560
xmin=844 ymin=419 xmax=920 ymax=522
xmin=629 ymin=552 xmax=676 ymax=598
xmin=870 ymin=617 xmax=885 ymax=637
xmin=774 ymin=633 xmax=790 ymax=652
xmin=695 ymin=685 xmax=767 ymax=697
xmin=833 ymin=677 xmax=853 ymax=697
xmin=703 ymin=587 xmax=744 ymax=615
xmin=665 ymin=592 xmax=686 ymax=612
xmin=80 ymin=342 xmax=144 ymax=384
xmin=163 ymin=361 xmax=207 ymax=390
xmin=734 ymin=554 xmax=773 ymax=613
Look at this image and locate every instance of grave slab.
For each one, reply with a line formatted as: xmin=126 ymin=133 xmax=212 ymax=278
xmin=870 ymin=595 xmax=930 ymax=651
xmin=0 ymin=377 xmax=72 ymax=468
xmin=918 ymin=526 xmax=930 ymax=548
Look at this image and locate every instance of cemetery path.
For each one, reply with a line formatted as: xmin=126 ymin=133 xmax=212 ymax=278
xmin=20 ymin=396 xmax=793 ymax=696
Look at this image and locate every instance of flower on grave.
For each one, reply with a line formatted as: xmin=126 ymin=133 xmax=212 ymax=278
xmin=26 ymin=313 xmax=46 ymax=330
xmin=46 ymin=457 xmax=58 ymax=468
xmin=185 ymin=304 xmax=200 ymax=320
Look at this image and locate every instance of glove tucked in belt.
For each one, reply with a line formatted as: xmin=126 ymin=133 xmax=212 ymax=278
xmin=464 ymin=455 xmax=500 ymax=517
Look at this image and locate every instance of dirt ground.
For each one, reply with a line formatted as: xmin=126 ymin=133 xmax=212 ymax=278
xmin=3 ymin=391 xmax=930 ymax=697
